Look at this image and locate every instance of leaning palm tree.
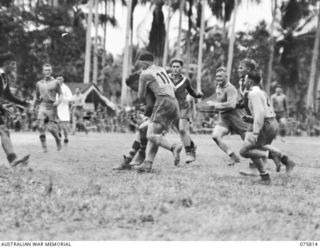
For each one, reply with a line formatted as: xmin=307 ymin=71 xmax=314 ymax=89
xmin=197 ymin=0 xmax=205 ymax=92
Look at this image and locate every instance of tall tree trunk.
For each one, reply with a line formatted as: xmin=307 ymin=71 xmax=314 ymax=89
xmin=100 ymin=0 xmax=108 ymax=92
xmin=196 ymin=0 xmax=205 ymax=93
xmin=266 ymin=0 xmax=277 ymax=94
xmin=306 ymin=2 xmax=320 ymax=110
xmin=176 ymin=0 xmax=185 ymax=57
xmin=93 ymin=0 xmax=99 ymax=85
xmin=162 ymin=1 xmax=172 ymax=68
xmin=226 ymin=0 xmax=238 ymax=80
xmin=84 ymin=0 xmax=94 ymax=84
xmin=121 ymin=0 xmax=133 ymax=105
xmin=185 ymin=0 xmax=193 ymax=77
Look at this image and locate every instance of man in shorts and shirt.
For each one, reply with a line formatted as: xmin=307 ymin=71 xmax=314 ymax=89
xmin=56 ymin=76 xmax=73 ymax=145
xmin=207 ymin=67 xmax=248 ymax=166
xmin=34 ymin=64 xmax=62 ymax=152
xmin=134 ymin=52 xmax=183 ymax=173
xmin=271 ymin=86 xmax=288 ymax=142
xmin=239 ymin=71 xmax=295 ymax=184
xmin=71 ymin=87 xmax=88 ymax=135
xmin=169 ymin=58 xmax=203 ymax=163
xmin=0 ymin=52 xmax=30 ymax=167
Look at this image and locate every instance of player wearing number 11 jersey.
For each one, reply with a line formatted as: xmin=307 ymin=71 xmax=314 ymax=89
xmin=135 ymin=52 xmax=182 ymax=173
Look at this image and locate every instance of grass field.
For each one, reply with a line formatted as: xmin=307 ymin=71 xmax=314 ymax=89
xmin=0 ymin=132 xmax=319 ymax=241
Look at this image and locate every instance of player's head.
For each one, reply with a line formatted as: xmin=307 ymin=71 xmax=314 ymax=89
xmin=245 ymin=70 xmax=261 ymax=89
xmin=75 ymin=87 xmax=81 ymax=94
xmin=215 ymin=67 xmax=228 ymax=86
xmin=170 ymin=58 xmax=183 ymax=76
xmin=42 ymin=63 xmax=53 ymax=78
xmin=0 ymin=52 xmax=16 ymax=73
xmin=136 ymin=51 xmax=154 ymax=70
xmin=238 ymin=58 xmax=257 ymax=78
xmin=275 ymin=85 xmax=282 ymax=95
xmin=56 ymin=75 xmax=64 ymax=84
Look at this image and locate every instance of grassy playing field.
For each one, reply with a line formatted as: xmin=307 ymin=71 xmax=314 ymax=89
xmin=0 ymin=132 xmax=319 ymax=240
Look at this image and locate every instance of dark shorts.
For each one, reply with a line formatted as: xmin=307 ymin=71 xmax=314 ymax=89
xmin=247 ymin=118 xmax=278 ymax=146
xmin=151 ymin=96 xmax=179 ymax=130
xmin=178 ymin=100 xmax=191 ymax=120
xmin=37 ymin=103 xmax=58 ymax=122
xmin=275 ymin=111 xmax=285 ymax=122
xmin=0 ymin=115 xmax=4 ymax=125
xmin=217 ymin=109 xmax=248 ymax=135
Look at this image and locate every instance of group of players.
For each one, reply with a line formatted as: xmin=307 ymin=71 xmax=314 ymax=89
xmin=0 ymin=52 xmax=87 ymax=168
xmin=0 ymin=50 xmax=294 ymax=184
xmin=115 ymin=51 xmax=295 ymax=184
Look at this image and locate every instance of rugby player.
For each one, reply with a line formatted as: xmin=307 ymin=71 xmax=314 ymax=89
xmin=0 ymin=52 xmax=30 ymax=167
xmin=271 ymin=86 xmax=288 ymax=142
xmin=71 ymin=87 xmax=88 ymax=135
xmin=239 ymin=71 xmax=295 ymax=184
xmin=207 ymin=67 xmax=247 ymax=166
xmin=34 ymin=64 xmax=62 ymax=152
xmin=169 ymin=58 xmax=203 ymax=163
xmin=134 ymin=52 xmax=182 ymax=173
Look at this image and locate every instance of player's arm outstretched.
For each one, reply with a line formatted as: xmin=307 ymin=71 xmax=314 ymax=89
xmin=185 ymin=79 xmax=203 ymax=98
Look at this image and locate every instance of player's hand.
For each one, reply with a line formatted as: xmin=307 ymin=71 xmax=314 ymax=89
xmin=197 ymin=92 xmax=204 ymax=98
xmin=246 ymin=132 xmax=258 ymax=144
xmin=53 ymin=101 xmax=60 ymax=106
xmin=242 ymin=115 xmax=254 ymax=123
xmin=206 ymin=100 xmax=216 ymax=107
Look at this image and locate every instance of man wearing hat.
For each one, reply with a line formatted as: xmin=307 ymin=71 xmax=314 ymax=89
xmin=134 ymin=51 xmax=183 ymax=173
xmin=169 ymin=58 xmax=203 ymax=163
xmin=0 ymin=52 xmax=30 ymax=167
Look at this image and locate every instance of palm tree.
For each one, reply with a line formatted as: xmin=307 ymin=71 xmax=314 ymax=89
xmin=93 ymin=0 xmax=99 ymax=85
xmin=196 ymin=0 xmax=205 ymax=93
xmin=121 ymin=0 xmax=133 ymax=105
xmin=226 ymin=0 xmax=238 ymax=79
xmin=265 ymin=0 xmax=277 ymax=94
xmin=84 ymin=0 xmax=94 ymax=84
xmin=176 ymin=0 xmax=185 ymax=57
xmin=306 ymin=2 xmax=320 ymax=110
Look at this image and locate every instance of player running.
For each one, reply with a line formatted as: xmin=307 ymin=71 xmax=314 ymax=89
xmin=0 ymin=52 xmax=30 ymax=167
xmin=33 ymin=64 xmax=62 ymax=153
xmin=239 ymin=71 xmax=295 ymax=184
xmin=207 ymin=67 xmax=248 ymax=166
xmin=134 ymin=52 xmax=182 ymax=173
xmin=271 ymin=86 xmax=288 ymax=142
xmin=169 ymin=58 xmax=203 ymax=163
xmin=56 ymin=76 xmax=73 ymax=146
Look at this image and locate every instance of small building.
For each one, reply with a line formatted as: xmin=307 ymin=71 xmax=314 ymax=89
xmin=67 ymin=83 xmax=117 ymax=115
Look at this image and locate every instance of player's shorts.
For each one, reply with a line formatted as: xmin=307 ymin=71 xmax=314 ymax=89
xmin=247 ymin=117 xmax=278 ymax=146
xmin=217 ymin=109 xmax=248 ymax=135
xmin=37 ymin=102 xmax=58 ymax=122
xmin=178 ymin=100 xmax=191 ymax=120
xmin=151 ymin=96 xmax=179 ymax=130
xmin=275 ymin=111 xmax=285 ymax=122
xmin=0 ymin=115 xmax=4 ymax=125
xmin=72 ymin=107 xmax=83 ymax=119
xmin=59 ymin=121 xmax=71 ymax=131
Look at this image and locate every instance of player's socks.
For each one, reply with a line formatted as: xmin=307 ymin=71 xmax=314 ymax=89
xmin=259 ymin=172 xmax=271 ymax=185
xmin=128 ymin=141 xmax=141 ymax=158
xmin=39 ymin=135 xmax=47 ymax=152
